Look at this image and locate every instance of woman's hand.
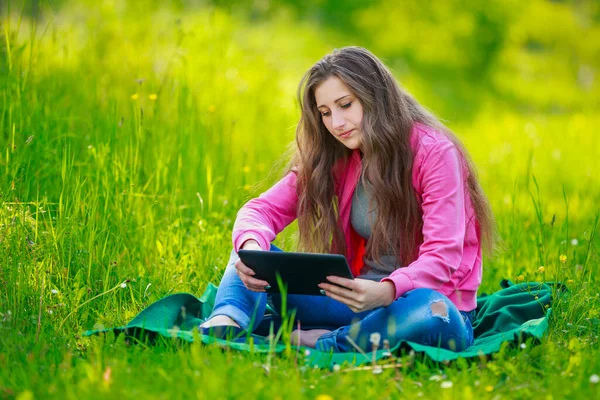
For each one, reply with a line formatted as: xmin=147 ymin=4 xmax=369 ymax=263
xmin=235 ymin=240 xmax=270 ymax=292
xmin=318 ymin=277 xmax=396 ymax=313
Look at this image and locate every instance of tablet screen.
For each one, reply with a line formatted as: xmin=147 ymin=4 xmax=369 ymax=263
xmin=237 ymin=250 xmax=354 ymax=296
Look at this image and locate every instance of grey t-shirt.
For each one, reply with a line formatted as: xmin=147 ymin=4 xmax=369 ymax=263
xmin=350 ymin=177 xmax=400 ymax=281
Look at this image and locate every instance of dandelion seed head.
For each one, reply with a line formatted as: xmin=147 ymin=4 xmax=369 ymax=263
xmin=51 ymin=289 xmax=58 ymax=294
xmin=590 ymin=374 xmax=599 ymax=384
xmin=571 ymin=238 xmax=578 ymax=246
xmin=120 ymin=283 xmax=127 ymax=289
xmin=369 ymin=332 xmax=381 ymax=346
xmin=520 ymin=343 xmax=527 ymax=349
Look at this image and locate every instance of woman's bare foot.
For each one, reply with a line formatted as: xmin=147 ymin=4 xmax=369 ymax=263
xmin=199 ymin=315 xmax=240 ymax=329
xmin=290 ymin=329 xmax=331 ymax=348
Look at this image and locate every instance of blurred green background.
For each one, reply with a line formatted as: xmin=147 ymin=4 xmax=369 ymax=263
xmin=1 ymin=1 xmax=599 ymax=398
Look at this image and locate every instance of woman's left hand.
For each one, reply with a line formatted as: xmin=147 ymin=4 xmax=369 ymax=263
xmin=318 ymin=277 xmax=396 ymax=313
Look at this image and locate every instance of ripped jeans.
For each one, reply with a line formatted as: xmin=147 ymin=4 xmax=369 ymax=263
xmin=208 ymin=245 xmax=475 ymax=353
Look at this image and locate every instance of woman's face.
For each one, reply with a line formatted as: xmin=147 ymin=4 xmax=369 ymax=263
xmin=315 ymin=76 xmax=364 ymax=151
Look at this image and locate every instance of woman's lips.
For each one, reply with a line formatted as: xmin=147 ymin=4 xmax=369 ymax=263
xmin=339 ymin=129 xmax=353 ymax=138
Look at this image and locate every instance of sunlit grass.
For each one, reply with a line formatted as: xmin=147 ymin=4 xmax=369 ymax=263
xmin=1 ymin=2 xmax=599 ymax=399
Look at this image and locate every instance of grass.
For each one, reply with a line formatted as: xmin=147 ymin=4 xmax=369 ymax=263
xmin=1 ymin=2 xmax=599 ymax=399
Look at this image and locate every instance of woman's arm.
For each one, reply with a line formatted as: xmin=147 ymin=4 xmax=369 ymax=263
xmin=232 ymin=171 xmax=299 ymax=251
xmin=382 ymin=140 xmax=469 ymax=299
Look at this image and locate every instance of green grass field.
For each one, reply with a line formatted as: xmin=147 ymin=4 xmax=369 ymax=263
xmin=1 ymin=1 xmax=599 ymax=399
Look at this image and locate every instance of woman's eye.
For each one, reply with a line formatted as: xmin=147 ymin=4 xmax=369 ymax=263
xmin=321 ymin=111 xmax=330 ymax=117
xmin=341 ymin=102 xmax=352 ymax=109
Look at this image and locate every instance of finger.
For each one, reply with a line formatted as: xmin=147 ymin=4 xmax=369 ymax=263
xmin=241 ymin=274 xmax=270 ymax=289
xmin=235 ymin=259 xmax=255 ymax=276
xmin=326 ymin=276 xmax=355 ymax=290
xmin=240 ymin=278 xmax=267 ymax=292
xmin=319 ymin=282 xmax=353 ymax=298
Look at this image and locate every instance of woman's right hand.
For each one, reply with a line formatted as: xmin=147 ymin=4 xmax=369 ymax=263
xmin=235 ymin=240 xmax=270 ymax=292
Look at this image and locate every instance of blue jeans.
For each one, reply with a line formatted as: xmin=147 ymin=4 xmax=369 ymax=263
xmin=209 ymin=244 xmax=475 ymax=352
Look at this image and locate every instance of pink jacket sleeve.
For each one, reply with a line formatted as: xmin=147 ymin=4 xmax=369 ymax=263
xmin=232 ymin=172 xmax=299 ymax=251
xmin=382 ymin=141 xmax=468 ymax=298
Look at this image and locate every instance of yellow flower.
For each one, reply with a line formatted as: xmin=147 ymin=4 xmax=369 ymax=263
xmin=485 ymin=385 xmax=494 ymax=392
xmin=149 ymin=93 xmax=158 ymax=100
xmin=567 ymin=279 xmax=574 ymax=284
xmin=538 ymin=266 xmax=545 ymax=273
xmin=242 ymin=166 xmax=251 ymax=173
xmin=560 ymin=254 xmax=567 ymax=263
xmin=243 ymin=184 xmax=251 ymax=191
xmin=130 ymin=93 xmax=139 ymax=100
xmin=516 ymin=275 xmax=525 ymax=282
xmin=315 ymin=395 xmax=334 ymax=400
xmin=208 ymin=105 xmax=216 ymax=112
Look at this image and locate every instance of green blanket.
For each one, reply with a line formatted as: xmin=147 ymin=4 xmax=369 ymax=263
xmin=84 ymin=280 xmax=557 ymax=368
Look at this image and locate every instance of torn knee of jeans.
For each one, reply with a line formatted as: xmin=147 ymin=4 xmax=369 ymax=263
xmin=430 ymin=300 xmax=450 ymax=323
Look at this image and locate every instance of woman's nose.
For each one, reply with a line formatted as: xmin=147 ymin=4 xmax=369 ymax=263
xmin=332 ymin=112 xmax=345 ymax=129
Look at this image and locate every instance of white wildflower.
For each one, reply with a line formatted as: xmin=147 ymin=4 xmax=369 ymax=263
xmin=590 ymin=374 xmax=599 ymax=384
xmin=571 ymin=238 xmax=579 ymax=246
xmin=51 ymin=289 xmax=58 ymax=294
xmin=120 ymin=283 xmax=127 ymax=288
xmin=441 ymin=381 xmax=453 ymax=389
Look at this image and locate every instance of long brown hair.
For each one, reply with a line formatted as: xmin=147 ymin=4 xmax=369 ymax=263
xmin=290 ymin=46 xmax=495 ymax=267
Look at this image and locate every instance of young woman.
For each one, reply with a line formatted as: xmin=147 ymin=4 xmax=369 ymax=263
xmin=199 ymin=46 xmax=496 ymax=353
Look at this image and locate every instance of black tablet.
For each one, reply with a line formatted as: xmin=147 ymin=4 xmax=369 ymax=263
xmin=237 ymin=250 xmax=354 ymax=296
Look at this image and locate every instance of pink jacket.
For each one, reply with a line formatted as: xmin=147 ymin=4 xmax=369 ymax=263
xmin=232 ymin=123 xmax=482 ymax=311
